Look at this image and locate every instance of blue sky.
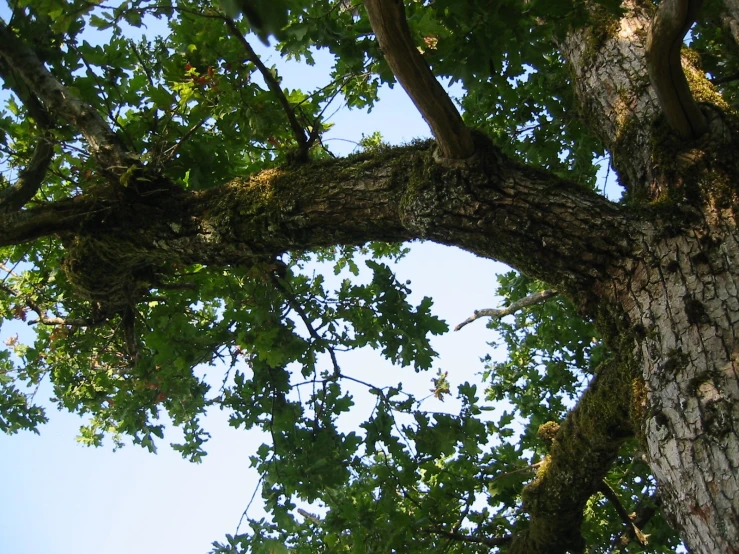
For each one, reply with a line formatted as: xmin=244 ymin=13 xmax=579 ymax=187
xmin=0 ymin=14 xmax=517 ymax=551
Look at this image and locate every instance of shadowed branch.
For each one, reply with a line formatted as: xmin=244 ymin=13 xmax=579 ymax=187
xmin=0 ymin=21 xmax=136 ymax=178
xmin=646 ymin=0 xmax=708 ymax=139
xmin=0 ymin=57 xmax=55 ymax=212
xmin=363 ymin=0 xmax=475 ymax=160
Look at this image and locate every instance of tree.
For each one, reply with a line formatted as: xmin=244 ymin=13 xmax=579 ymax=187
xmin=1 ymin=0 xmax=738 ymax=552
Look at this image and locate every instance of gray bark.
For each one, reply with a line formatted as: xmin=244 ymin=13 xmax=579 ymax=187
xmin=560 ymin=3 xmax=739 ymax=551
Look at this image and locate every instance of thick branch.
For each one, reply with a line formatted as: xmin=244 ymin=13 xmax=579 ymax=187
xmin=454 ymin=290 xmax=558 ymax=331
xmin=0 ymin=22 xmax=135 ymax=177
xmin=646 ymin=0 xmax=708 ymax=139
xmin=0 ymin=193 xmax=103 ymax=246
xmin=363 ymin=0 xmax=475 ymax=160
xmin=0 ymin=137 xmax=54 ymax=213
xmin=0 ymin=141 xmax=636 ymax=311
xmin=507 ymin=358 xmax=634 ymax=554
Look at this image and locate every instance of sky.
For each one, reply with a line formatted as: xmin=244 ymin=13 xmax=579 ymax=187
xmin=0 ymin=11 xmax=524 ymax=554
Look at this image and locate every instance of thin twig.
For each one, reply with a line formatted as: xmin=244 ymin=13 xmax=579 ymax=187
xmin=222 ymin=17 xmax=309 ymax=152
xmin=454 ymin=289 xmax=558 ymax=331
xmin=160 ymin=118 xmax=208 ymax=165
xmin=297 ymin=508 xmax=323 ymax=525
xmin=270 ymin=273 xmax=342 ymax=378
xmin=0 ymin=283 xmax=98 ymax=326
xmin=423 ymin=528 xmax=511 ymax=548
xmin=481 ymin=460 xmax=544 ymax=477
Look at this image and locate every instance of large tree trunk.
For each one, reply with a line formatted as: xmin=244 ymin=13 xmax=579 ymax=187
xmin=620 ymin=205 xmax=739 ymax=553
xmin=560 ymin=2 xmax=739 ymax=551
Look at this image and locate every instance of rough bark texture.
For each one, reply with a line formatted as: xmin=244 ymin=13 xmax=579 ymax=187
xmin=558 ymin=3 xmax=667 ymax=202
xmin=559 ymin=3 xmax=739 ymax=551
xmin=614 ymin=208 xmax=739 ymax=553
xmin=0 ymin=138 xmax=633 ymax=312
xmin=509 ymin=357 xmax=634 ymax=554
xmin=724 ymin=0 xmax=739 ymax=46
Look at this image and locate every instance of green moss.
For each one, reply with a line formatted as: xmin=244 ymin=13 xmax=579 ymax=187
xmin=62 ymin=232 xmax=164 ymax=309
xmin=683 ymin=47 xmax=728 ymax=108
xmin=537 ymin=421 xmax=561 ymax=445
xmin=631 ymin=375 xmax=648 ymax=433
xmin=582 ymin=7 xmax=621 ymax=63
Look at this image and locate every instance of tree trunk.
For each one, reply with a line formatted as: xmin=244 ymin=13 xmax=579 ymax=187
xmin=617 ymin=207 xmax=739 ymax=553
xmin=559 ymin=3 xmax=739 ymax=551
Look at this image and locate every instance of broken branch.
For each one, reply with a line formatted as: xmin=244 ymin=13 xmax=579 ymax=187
xmin=599 ymin=480 xmax=649 ymax=546
xmin=454 ymin=289 xmax=558 ymax=331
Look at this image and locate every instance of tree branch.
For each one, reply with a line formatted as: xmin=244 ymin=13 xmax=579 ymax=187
xmin=0 ymin=137 xmax=54 ymax=213
xmin=613 ymin=491 xmax=662 ymax=550
xmin=454 ymin=290 xmax=558 ymax=331
xmin=0 ymin=140 xmax=635 ymax=313
xmin=223 ymin=17 xmax=310 ymax=156
xmin=0 ymin=282 xmax=98 ymax=326
xmin=721 ymin=0 xmax=739 ymax=48
xmin=0 ymin=56 xmax=55 ymax=212
xmin=599 ymin=481 xmax=649 ymax=547
xmin=646 ymin=0 xmax=708 ymax=139
xmin=425 ymin=528 xmax=511 ymax=548
xmin=507 ymin=358 xmax=634 ymax=554
xmin=0 ymin=22 xmax=136 ymax=178
xmin=363 ymin=0 xmax=475 ymax=161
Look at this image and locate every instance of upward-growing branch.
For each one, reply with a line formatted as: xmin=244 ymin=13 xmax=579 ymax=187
xmin=0 ymin=57 xmax=54 ymax=212
xmin=363 ymin=0 xmax=475 ymax=160
xmin=647 ymin=0 xmax=708 ymax=139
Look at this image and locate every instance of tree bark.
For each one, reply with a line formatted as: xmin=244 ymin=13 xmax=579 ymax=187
xmin=559 ymin=3 xmax=739 ymax=551
xmin=607 ymin=209 xmax=739 ymax=553
xmin=0 ymin=138 xmax=632 ymax=311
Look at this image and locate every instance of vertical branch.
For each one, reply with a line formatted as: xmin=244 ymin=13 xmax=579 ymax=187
xmin=363 ymin=0 xmax=475 ymax=160
xmin=646 ymin=0 xmax=708 ymax=139
xmin=0 ymin=57 xmax=55 ymax=212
